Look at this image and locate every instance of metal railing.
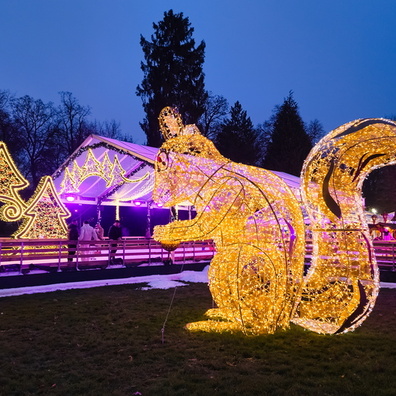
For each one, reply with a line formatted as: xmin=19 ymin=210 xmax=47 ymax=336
xmin=0 ymin=237 xmax=216 ymax=274
xmin=2 ymin=237 xmax=396 ymax=276
xmin=304 ymin=239 xmax=396 ymax=272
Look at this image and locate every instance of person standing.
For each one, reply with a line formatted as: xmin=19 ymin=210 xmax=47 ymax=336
xmin=93 ymin=222 xmax=105 ymax=256
xmin=79 ymin=221 xmax=99 ymax=260
xmin=108 ymin=220 xmax=122 ymax=264
xmin=67 ymin=220 xmax=79 ymax=263
xmin=79 ymin=221 xmax=98 ymax=241
xmin=94 ymin=222 xmax=105 ymax=240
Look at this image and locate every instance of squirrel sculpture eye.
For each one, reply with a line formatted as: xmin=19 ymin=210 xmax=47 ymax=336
xmin=156 ymin=150 xmax=169 ymax=172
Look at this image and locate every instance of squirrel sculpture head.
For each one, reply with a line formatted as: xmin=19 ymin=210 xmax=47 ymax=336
xmin=157 ymin=106 xmax=225 ymax=161
xmin=154 ymin=107 xmax=227 ymax=206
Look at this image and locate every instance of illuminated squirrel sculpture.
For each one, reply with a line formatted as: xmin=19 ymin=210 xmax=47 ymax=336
xmin=153 ymin=107 xmax=396 ymax=335
xmin=294 ymin=118 xmax=396 ymax=334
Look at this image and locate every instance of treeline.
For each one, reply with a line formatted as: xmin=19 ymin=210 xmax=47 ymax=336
xmin=1 ymin=9 xmax=326 ymax=197
xmin=0 ymin=90 xmax=132 ymax=192
xmin=136 ymin=9 xmax=396 ymax=212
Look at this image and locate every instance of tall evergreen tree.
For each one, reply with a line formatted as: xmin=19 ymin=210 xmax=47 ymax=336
xmin=306 ymin=119 xmax=325 ymax=144
xmin=215 ymin=101 xmax=262 ymax=166
xmin=136 ymin=10 xmax=207 ymax=147
xmin=363 ymin=165 xmax=396 ymax=214
xmin=199 ymin=92 xmax=229 ymax=140
xmin=263 ymin=91 xmax=312 ymax=176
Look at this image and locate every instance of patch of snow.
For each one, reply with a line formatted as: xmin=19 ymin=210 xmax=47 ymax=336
xmin=0 ymin=266 xmax=209 ymax=298
xmin=0 ymin=267 xmax=395 ymax=298
xmin=380 ymin=282 xmax=396 ymax=289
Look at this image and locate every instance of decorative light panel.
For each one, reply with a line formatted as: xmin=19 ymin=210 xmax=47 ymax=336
xmin=0 ymin=142 xmax=71 ymax=240
xmin=14 ymin=176 xmax=71 ymax=239
xmin=60 ymin=148 xmax=150 ymax=194
xmin=0 ymin=142 xmax=28 ymax=221
xmin=153 ymin=108 xmax=396 ymax=335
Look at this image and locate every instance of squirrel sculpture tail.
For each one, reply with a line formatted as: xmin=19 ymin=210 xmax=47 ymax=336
xmin=294 ymin=118 xmax=396 ymax=334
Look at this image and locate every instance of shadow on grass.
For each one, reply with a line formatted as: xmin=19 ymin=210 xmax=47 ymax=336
xmin=1 ymin=283 xmax=396 ymax=395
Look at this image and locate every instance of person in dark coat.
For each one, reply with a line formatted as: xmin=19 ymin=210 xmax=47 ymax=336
xmin=108 ymin=220 xmax=122 ymax=263
xmin=67 ymin=221 xmax=79 ymax=262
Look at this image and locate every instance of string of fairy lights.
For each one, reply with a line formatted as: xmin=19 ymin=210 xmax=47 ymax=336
xmin=59 ymin=147 xmax=151 ymax=196
xmin=0 ymin=142 xmax=28 ymax=222
xmin=0 ymin=143 xmax=70 ymax=239
xmin=14 ymin=176 xmax=70 ymax=239
xmin=53 ymin=142 xmax=146 ymax=179
xmin=293 ymin=118 xmax=396 ymax=334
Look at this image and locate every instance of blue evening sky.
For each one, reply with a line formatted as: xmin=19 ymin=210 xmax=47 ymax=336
xmin=1 ymin=0 xmax=395 ymax=144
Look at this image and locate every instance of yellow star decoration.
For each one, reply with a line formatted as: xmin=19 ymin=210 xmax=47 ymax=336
xmin=153 ymin=108 xmax=396 ymax=336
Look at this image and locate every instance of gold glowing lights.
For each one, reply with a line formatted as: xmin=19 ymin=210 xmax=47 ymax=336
xmin=293 ymin=118 xmax=396 ymax=334
xmin=14 ymin=176 xmax=71 ymax=239
xmin=153 ymin=107 xmax=305 ymax=335
xmin=153 ymin=109 xmax=396 ymax=335
xmin=0 ymin=142 xmax=28 ymax=221
xmin=60 ymin=149 xmax=150 ymax=194
xmin=0 ymin=142 xmax=70 ymax=239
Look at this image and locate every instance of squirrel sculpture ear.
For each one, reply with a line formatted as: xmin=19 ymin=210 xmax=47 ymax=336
xmin=159 ymin=107 xmax=184 ymax=140
xmin=181 ymin=124 xmax=200 ymax=136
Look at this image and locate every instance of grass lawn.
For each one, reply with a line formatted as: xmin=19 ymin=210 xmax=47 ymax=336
xmin=1 ymin=281 xmax=396 ymax=395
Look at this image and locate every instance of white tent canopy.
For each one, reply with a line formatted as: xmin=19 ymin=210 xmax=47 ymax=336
xmin=52 ymin=135 xmax=158 ymax=207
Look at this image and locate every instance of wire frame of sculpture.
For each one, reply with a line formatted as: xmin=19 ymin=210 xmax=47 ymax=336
xmin=153 ymin=108 xmax=396 ymax=335
xmin=153 ymin=107 xmax=306 ymax=335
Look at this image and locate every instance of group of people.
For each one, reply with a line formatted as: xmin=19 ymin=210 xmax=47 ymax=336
xmin=370 ymin=213 xmax=395 ymax=240
xmin=67 ymin=220 xmax=123 ymax=264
